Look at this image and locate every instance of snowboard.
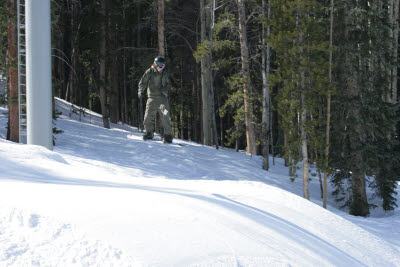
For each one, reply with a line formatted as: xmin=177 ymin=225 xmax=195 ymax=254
xmin=126 ymin=134 xmax=187 ymax=147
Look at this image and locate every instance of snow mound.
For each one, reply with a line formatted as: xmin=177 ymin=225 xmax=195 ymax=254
xmin=0 ymin=139 xmax=68 ymax=165
xmin=0 ymin=207 xmax=139 ymax=266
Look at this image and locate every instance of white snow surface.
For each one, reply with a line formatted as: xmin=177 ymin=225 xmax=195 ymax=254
xmin=0 ymin=98 xmax=399 ymax=266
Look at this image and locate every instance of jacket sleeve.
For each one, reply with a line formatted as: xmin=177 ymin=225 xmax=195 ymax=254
xmin=138 ymin=69 xmax=150 ymax=96
xmin=161 ymin=71 xmax=169 ymax=97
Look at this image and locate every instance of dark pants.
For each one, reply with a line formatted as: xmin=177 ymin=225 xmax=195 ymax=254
xmin=143 ymin=97 xmax=172 ymax=135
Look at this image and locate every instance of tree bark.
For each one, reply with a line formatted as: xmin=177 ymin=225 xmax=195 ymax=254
xmin=132 ymin=0 xmax=141 ymax=128
xmin=110 ymin=22 xmax=119 ymax=124
xmin=158 ymin=0 xmax=165 ymax=57
xmin=122 ymin=0 xmax=128 ymax=124
xmin=391 ymin=0 xmax=399 ymax=103
xmin=70 ymin=4 xmax=78 ymax=105
xmin=63 ymin=1 xmax=71 ymax=102
xmin=284 ymin=128 xmax=289 ymax=167
xmin=323 ymin=0 xmax=334 ymax=209
xmin=110 ymin=50 xmax=119 ymax=123
xmin=270 ymin=98 xmax=275 ymax=165
xmin=297 ymin=9 xmax=309 ymax=200
xmin=261 ymin=0 xmax=271 ymax=169
xmin=180 ymin=62 xmax=184 ymax=139
xmin=200 ymin=0 xmax=212 ymax=146
xmin=300 ymin=93 xmax=309 ymax=200
xmin=100 ymin=0 xmax=110 ymax=128
xmin=238 ymin=0 xmax=257 ymax=155
xmin=196 ymin=67 xmax=202 ymax=143
xmin=192 ymin=77 xmax=199 ymax=142
xmin=350 ymin=152 xmax=369 ymax=216
xmin=209 ymin=0 xmax=219 ymax=149
xmin=7 ymin=0 xmax=19 ymax=143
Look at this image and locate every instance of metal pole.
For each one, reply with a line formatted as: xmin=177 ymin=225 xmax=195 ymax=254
xmin=26 ymin=0 xmax=53 ymax=150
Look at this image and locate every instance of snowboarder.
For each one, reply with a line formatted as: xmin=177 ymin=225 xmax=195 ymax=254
xmin=138 ymin=56 xmax=173 ymax=143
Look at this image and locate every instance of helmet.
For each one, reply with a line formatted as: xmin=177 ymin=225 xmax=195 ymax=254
xmin=154 ymin=56 xmax=166 ymax=68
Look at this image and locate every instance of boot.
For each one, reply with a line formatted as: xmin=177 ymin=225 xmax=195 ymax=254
xmin=163 ymin=134 xmax=173 ymax=144
xmin=143 ymin=132 xmax=154 ymax=140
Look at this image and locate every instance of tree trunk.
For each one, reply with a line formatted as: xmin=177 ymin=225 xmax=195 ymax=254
xmin=57 ymin=33 xmax=64 ymax=99
xmin=284 ymin=129 xmax=289 ymax=167
xmin=100 ymin=0 xmax=110 ymax=128
xmin=180 ymin=109 xmax=184 ymax=138
xmin=180 ymin=63 xmax=184 ymax=139
xmin=197 ymin=68 xmax=202 ymax=143
xmin=270 ymin=98 xmax=275 ymax=165
xmin=323 ymin=0 xmax=334 ymax=209
xmin=158 ymin=0 xmax=165 ymax=57
xmin=209 ymin=0 xmax=219 ymax=149
xmin=70 ymin=4 xmax=78 ymax=105
xmin=261 ymin=0 xmax=271 ymax=169
xmin=155 ymin=2 xmax=162 ymax=137
xmin=63 ymin=0 xmax=71 ymax=102
xmin=71 ymin=47 xmax=79 ymax=106
xmin=220 ymin=112 xmax=223 ymax=148
xmin=350 ymin=153 xmax=369 ymax=216
xmin=238 ymin=0 xmax=256 ymax=155
xmin=300 ymin=93 xmax=309 ymax=200
xmin=132 ymin=1 xmax=141 ymax=128
xmin=298 ymin=15 xmax=309 ymax=199
xmin=110 ymin=17 xmax=119 ymax=124
xmin=192 ymin=78 xmax=199 ymax=142
xmin=122 ymin=0 xmax=128 ymax=124
xmin=7 ymin=0 xmax=19 ymax=143
xmin=110 ymin=50 xmax=119 ymax=123
xmin=235 ymin=123 xmax=239 ymax=152
xmin=391 ymin=0 xmax=399 ymax=103
xmin=188 ymin=110 xmax=192 ymax=140
xmin=65 ymin=4 xmax=78 ymax=105
xmin=200 ymin=0 xmax=212 ymax=146
xmin=344 ymin=2 xmax=369 ymax=216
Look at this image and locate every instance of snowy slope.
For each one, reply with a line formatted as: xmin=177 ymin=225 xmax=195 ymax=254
xmin=0 ymin=98 xmax=399 ymax=266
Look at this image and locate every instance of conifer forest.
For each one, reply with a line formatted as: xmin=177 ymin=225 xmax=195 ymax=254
xmin=1 ymin=0 xmax=399 ymax=217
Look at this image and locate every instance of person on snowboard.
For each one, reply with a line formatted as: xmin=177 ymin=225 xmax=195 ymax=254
xmin=138 ymin=56 xmax=173 ymax=143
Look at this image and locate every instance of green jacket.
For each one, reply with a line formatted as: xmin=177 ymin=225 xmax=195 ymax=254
xmin=138 ymin=66 xmax=169 ymax=98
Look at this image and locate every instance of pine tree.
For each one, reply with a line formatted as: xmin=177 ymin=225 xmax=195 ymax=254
xmin=330 ymin=0 xmax=400 ymax=216
xmin=269 ymin=0 xmax=330 ymax=198
xmin=0 ymin=2 xmax=9 ymax=73
xmin=200 ymin=1 xmax=244 ymax=150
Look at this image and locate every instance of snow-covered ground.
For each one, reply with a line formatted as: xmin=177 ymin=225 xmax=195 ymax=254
xmin=0 ymin=98 xmax=399 ymax=266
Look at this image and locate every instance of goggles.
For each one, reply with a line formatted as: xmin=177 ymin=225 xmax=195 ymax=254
xmin=157 ymin=65 xmax=165 ymax=70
